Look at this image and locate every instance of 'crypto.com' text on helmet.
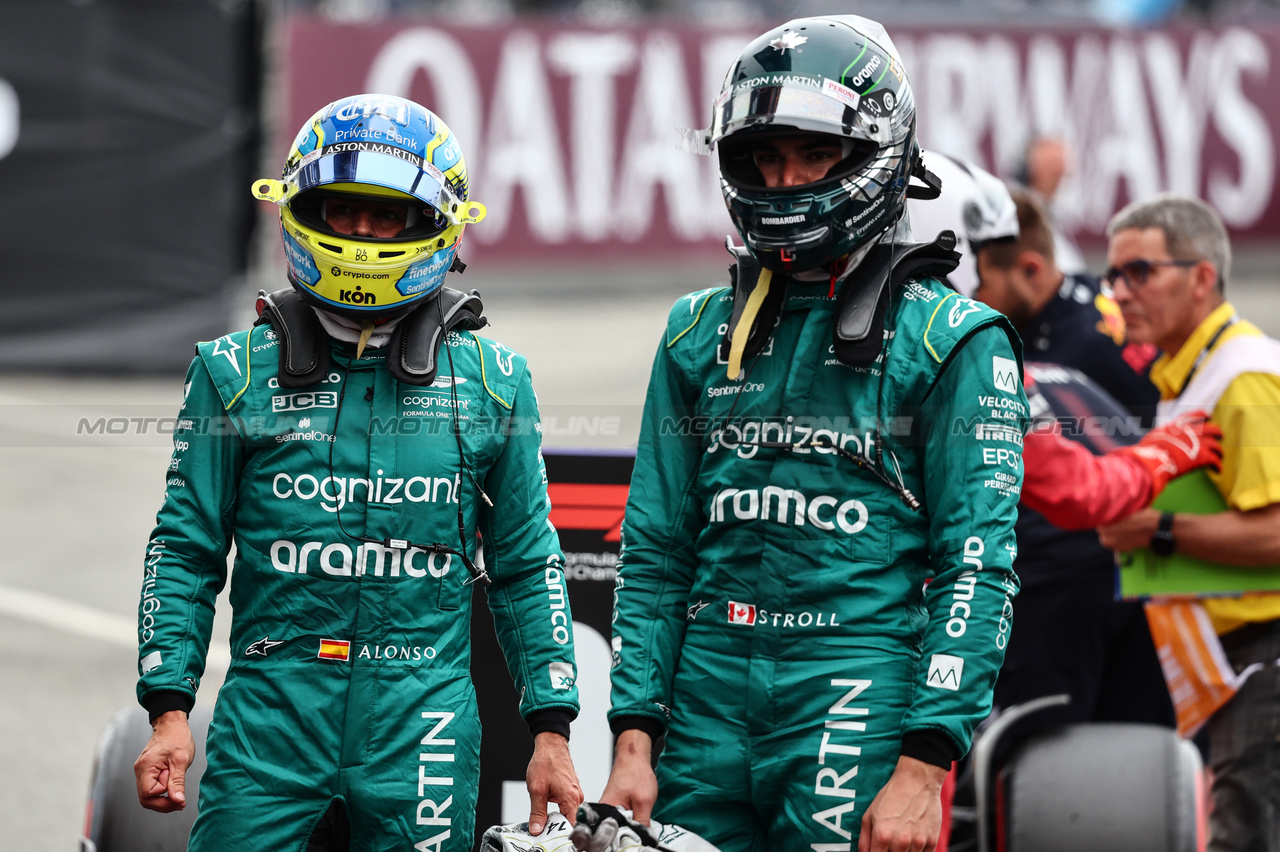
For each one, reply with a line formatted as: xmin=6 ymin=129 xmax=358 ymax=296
xmin=703 ymin=16 xmax=919 ymax=273
xmin=252 ymin=94 xmax=486 ymax=320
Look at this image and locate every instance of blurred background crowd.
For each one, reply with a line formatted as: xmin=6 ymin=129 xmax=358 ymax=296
xmin=297 ymin=0 xmax=1275 ymax=25
xmin=4 ymin=0 xmax=1280 ymax=374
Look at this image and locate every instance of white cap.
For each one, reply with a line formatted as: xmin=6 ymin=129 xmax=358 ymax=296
xmin=907 ymin=150 xmax=1018 ymax=297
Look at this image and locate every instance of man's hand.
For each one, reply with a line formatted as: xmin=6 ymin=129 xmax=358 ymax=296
xmin=527 ymin=732 xmax=583 ymax=835
xmin=1117 ymin=410 xmax=1223 ymax=496
xmin=1098 ymin=507 xmax=1161 ymax=553
xmin=857 ymin=756 xmax=948 ymax=852
xmin=599 ymin=729 xmax=658 ymax=825
xmin=134 ymin=710 xmax=195 ymax=812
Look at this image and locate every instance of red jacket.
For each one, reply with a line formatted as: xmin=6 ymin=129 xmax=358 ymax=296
xmin=1020 ymin=372 xmax=1152 ymax=531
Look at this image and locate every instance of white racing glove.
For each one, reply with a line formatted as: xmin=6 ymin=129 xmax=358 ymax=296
xmin=479 ymin=812 xmax=576 ymax=852
xmin=570 ymin=803 xmax=721 ymax=852
xmin=570 ymin=818 xmax=647 ymax=852
xmin=478 ymin=804 xmax=721 ymax=852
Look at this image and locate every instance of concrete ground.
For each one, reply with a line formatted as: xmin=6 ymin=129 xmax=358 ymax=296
xmin=2 ymin=265 xmax=1277 ymax=850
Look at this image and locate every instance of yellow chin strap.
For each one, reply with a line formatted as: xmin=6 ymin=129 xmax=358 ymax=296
xmin=726 ymin=267 xmax=773 ymax=380
xmin=356 ymin=321 xmax=375 ymax=360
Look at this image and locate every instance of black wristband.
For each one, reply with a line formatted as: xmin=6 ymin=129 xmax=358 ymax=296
xmin=526 ymin=708 xmax=575 ymax=740
xmin=608 ymin=714 xmax=666 ymax=743
xmin=143 ymin=690 xmax=194 ymax=724
xmin=900 ymin=730 xmax=960 ymax=769
xmin=1150 ymin=511 xmax=1177 ymax=557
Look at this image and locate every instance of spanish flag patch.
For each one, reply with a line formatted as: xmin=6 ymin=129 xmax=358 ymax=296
xmin=317 ymin=639 xmax=351 ymax=661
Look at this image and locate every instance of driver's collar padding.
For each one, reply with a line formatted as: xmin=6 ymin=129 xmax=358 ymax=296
xmin=255 ymin=288 xmax=488 ymax=388
xmin=718 ymin=231 xmax=961 ymax=374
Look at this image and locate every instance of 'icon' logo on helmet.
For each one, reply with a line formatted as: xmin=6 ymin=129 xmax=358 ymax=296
xmin=339 ymin=286 xmax=376 ymax=305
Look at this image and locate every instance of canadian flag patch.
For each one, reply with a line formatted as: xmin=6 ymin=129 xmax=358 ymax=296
xmin=727 ymin=601 xmax=757 ymax=625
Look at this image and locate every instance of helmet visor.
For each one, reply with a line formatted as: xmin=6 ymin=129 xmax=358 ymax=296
xmin=718 ymin=129 xmax=879 ymax=191
xmin=290 ymin=188 xmax=449 ymax=242
xmin=711 ymin=75 xmax=897 ymax=147
xmin=287 ymin=145 xmax=464 ymax=223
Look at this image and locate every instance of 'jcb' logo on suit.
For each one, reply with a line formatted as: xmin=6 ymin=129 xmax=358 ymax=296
xmin=272 ymin=392 xmax=338 ymax=412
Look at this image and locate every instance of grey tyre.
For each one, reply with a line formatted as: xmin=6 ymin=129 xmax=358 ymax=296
xmin=1003 ymin=723 xmax=1202 ymax=852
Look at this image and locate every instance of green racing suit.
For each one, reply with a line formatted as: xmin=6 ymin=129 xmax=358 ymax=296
xmin=136 ymin=323 xmax=579 ymax=852
xmin=608 ymin=273 xmax=1026 ymax=851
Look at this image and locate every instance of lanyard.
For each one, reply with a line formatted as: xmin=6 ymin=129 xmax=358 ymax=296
xmin=1178 ymin=314 xmax=1239 ymax=397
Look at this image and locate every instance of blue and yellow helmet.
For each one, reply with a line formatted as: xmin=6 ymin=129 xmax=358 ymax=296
xmin=252 ymin=94 xmax=486 ymax=319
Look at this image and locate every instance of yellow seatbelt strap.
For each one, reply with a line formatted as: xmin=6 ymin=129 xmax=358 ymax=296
xmin=726 ymin=267 xmax=772 ymax=380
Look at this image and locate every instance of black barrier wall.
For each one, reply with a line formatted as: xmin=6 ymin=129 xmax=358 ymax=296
xmin=470 ymin=448 xmax=633 ymax=837
xmin=0 ymin=0 xmax=260 ymax=373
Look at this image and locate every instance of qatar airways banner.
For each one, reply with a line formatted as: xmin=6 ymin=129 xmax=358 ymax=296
xmin=285 ymin=19 xmax=1280 ymax=262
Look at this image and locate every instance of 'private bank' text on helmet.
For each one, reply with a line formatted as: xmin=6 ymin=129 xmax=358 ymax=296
xmin=252 ymin=94 xmax=486 ymax=320
xmin=703 ymin=16 xmax=919 ymax=274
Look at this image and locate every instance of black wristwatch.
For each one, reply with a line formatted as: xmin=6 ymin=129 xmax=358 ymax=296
xmin=1150 ymin=512 xmax=1177 ymax=557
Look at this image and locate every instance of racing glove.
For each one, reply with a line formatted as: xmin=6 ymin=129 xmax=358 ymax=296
xmin=480 ymin=804 xmax=721 ymax=852
xmin=570 ymin=803 xmax=721 ymax=852
xmin=480 ymin=812 xmax=575 ymax=852
xmin=1115 ymin=410 xmax=1223 ymax=496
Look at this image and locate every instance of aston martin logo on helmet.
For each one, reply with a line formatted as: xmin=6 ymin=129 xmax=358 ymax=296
xmin=769 ymin=31 xmax=808 ymax=52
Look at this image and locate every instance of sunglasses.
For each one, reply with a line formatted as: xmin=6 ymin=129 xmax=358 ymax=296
xmin=1102 ymin=258 xmax=1199 ymax=289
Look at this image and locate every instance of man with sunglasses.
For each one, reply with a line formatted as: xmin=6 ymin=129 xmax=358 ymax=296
xmin=131 ymin=95 xmax=582 ymax=851
xmin=959 ymin=187 xmax=1183 ymax=771
xmin=1095 ymin=194 xmax=1280 ymax=851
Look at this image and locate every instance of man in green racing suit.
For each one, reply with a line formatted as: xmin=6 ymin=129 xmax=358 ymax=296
xmin=602 ymin=18 xmax=1024 ymax=852
xmin=132 ymin=95 xmax=581 ymax=852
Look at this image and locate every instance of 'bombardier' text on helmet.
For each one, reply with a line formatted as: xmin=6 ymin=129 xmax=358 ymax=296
xmin=252 ymin=94 xmax=486 ymax=320
xmin=704 ymin=16 xmax=920 ymax=273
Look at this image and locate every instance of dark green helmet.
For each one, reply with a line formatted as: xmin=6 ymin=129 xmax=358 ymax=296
xmin=706 ymin=16 xmax=924 ymax=273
